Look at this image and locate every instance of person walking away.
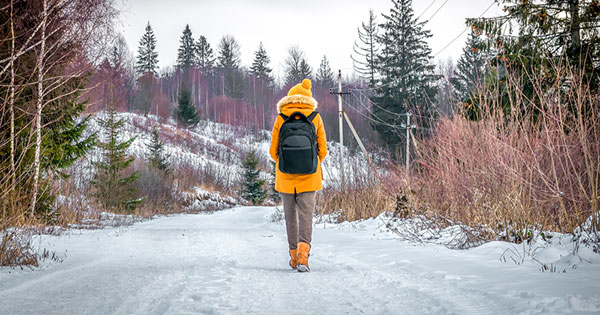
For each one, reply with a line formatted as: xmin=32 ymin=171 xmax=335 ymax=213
xmin=269 ymin=79 xmax=327 ymax=272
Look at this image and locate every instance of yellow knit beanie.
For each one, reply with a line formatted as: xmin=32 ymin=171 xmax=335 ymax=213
xmin=287 ymin=79 xmax=312 ymax=97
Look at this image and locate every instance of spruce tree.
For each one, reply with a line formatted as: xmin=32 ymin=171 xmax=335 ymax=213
xmin=135 ymin=22 xmax=159 ymax=75
xmin=372 ymin=0 xmax=438 ymax=152
xmin=250 ymin=42 xmax=273 ymax=83
xmin=196 ymin=35 xmax=215 ymax=72
xmin=352 ymin=9 xmax=380 ymax=87
xmin=467 ymin=0 xmax=600 ymax=91
xmin=241 ymin=150 xmax=267 ymax=206
xmin=315 ymin=55 xmax=335 ymax=88
xmin=92 ymin=106 xmax=142 ymax=213
xmin=452 ymin=30 xmax=489 ymax=119
xmin=177 ymin=24 xmax=197 ymax=69
xmin=147 ymin=126 xmax=171 ymax=172
xmin=35 ymin=86 xmax=96 ymax=222
xmin=177 ymin=84 xmax=200 ymax=127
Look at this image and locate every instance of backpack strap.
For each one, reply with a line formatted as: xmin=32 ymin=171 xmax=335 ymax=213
xmin=279 ymin=111 xmax=318 ymax=121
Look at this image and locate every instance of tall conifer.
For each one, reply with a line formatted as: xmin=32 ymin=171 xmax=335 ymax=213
xmin=135 ymin=22 xmax=159 ymax=75
xmin=177 ymin=24 xmax=197 ymax=69
xmin=371 ymin=0 xmax=438 ymax=152
xmin=352 ymin=9 xmax=380 ymax=87
xmin=250 ymin=42 xmax=273 ymax=84
xmin=315 ymin=55 xmax=335 ymax=88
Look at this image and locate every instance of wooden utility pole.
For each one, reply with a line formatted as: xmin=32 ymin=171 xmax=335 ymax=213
xmin=329 ymin=70 xmax=350 ymax=188
xmin=337 ymin=70 xmax=344 ymax=187
xmin=329 ymin=73 xmax=381 ymax=184
xmin=343 ymin=112 xmax=381 ymax=183
xmin=401 ymin=111 xmax=416 ymax=173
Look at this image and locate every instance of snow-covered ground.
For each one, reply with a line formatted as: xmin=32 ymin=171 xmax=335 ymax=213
xmin=1 ymin=207 xmax=599 ymax=314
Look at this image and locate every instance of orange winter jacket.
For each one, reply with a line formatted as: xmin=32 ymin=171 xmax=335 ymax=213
xmin=269 ymin=95 xmax=327 ymax=194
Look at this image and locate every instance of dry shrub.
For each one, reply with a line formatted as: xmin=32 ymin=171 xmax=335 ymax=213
xmin=54 ymin=159 xmax=101 ymax=226
xmin=406 ymin=61 xmax=599 ymax=241
xmin=173 ymin=157 xmax=238 ymax=195
xmin=318 ymin=161 xmax=394 ymax=221
xmin=132 ymin=160 xmax=183 ymax=217
xmin=318 ymin=185 xmax=394 ymax=221
xmin=0 ymin=216 xmax=39 ymax=267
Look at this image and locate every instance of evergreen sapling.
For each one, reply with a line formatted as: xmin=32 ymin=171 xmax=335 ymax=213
xmin=241 ymin=150 xmax=266 ymax=206
xmin=92 ymin=107 xmax=142 ymax=213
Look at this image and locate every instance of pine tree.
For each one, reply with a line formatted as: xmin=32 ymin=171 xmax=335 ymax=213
xmin=284 ymin=46 xmax=312 ymax=86
xmin=196 ymin=35 xmax=215 ymax=72
xmin=135 ymin=22 xmax=159 ymax=75
xmin=372 ymin=0 xmax=438 ymax=152
xmin=269 ymin=160 xmax=281 ymax=203
xmin=315 ymin=55 xmax=335 ymax=88
xmin=352 ymin=9 xmax=380 ymax=87
xmin=177 ymin=24 xmax=197 ymax=69
xmin=92 ymin=106 xmax=142 ymax=213
xmin=147 ymin=126 xmax=171 ymax=172
xmin=177 ymin=84 xmax=199 ymax=127
xmin=241 ymin=150 xmax=266 ymax=206
xmin=250 ymin=42 xmax=273 ymax=83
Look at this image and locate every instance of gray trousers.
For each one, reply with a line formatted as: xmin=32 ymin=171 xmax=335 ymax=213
xmin=281 ymin=191 xmax=315 ymax=250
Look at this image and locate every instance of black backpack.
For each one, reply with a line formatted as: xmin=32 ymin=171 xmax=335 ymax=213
xmin=278 ymin=111 xmax=319 ymax=174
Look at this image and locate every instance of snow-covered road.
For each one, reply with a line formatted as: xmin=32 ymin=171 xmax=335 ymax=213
xmin=1 ymin=207 xmax=599 ymax=314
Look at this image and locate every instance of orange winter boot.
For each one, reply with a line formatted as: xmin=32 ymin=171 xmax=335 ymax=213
xmin=297 ymin=242 xmax=310 ymax=272
xmin=289 ymin=249 xmax=298 ymax=269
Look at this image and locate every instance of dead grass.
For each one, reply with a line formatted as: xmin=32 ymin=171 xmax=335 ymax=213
xmin=318 ymin=161 xmax=395 ymax=221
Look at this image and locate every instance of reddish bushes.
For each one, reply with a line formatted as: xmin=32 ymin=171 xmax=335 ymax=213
xmin=405 ymin=64 xmax=599 ymax=237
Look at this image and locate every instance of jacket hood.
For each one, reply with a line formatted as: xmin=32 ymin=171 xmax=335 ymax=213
xmin=276 ymin=94 xmax=318 ymax=114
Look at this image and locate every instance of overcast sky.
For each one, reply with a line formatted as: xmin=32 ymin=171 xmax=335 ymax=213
xmin=117 ymin=0 xmax=503 ymax=79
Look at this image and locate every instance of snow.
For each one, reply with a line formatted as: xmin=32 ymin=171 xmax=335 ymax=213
xmin=80 ymin=111 xmax=375 ymax=193
xmin=2 ymin=207 xmax=599 ymax=314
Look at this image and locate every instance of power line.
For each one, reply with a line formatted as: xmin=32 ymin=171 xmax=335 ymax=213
xmin=425 ymin=0 xmax=449 ymax=22
xmin=372 ymin=0 xmax=452 ymax=73
xmin=416 ymin=0 xmax=439 ymax=20
xmin=337 ymin=2 xmax=498 ymax=135
xmin=343 ymin=0 xmax=441 ymax=73
xmin=351 ymin=1 xmax=496 ymax=93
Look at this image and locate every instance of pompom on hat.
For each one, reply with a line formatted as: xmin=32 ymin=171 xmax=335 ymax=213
xmin=287 ymin=79 xmax=312 ymax=97
xmin=276 ymin=78 xmax=318 ymax=113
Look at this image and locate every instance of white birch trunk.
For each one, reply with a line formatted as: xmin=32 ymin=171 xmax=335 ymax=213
xmin=9 ymin=0 xmax=16 ymax=215
xmin=31 ymin=0 xmax=48 ymax=218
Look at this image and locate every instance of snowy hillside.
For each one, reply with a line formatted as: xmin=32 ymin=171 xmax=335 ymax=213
xmin=81 ymin=111 xmax=373 ymax=192
xmin=1 ymin=206 xmax=599 ymax=314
